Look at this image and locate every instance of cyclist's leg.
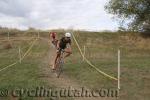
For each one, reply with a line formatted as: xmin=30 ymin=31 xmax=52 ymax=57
xmin=53 ymin=49 xmax=61 ymax=70
xmin=64 ymin=47 xmax=72 ymax=58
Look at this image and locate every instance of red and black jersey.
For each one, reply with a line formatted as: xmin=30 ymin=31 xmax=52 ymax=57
xmin=50 ymin=32 xmax=56 ymax=39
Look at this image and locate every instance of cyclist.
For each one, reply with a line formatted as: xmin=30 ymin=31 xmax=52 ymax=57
xmin=50 ymin=32 xmax=58 ymax=48
xmin=52 ymin=32 xmax=72 ymax=70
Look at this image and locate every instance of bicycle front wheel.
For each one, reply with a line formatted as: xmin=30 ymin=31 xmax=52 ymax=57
xmin=55 ymin=58 xmax=63 ymax=78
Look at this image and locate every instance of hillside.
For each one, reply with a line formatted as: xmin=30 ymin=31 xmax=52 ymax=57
xmin=0 ymin=30 xmax=149 ymax=100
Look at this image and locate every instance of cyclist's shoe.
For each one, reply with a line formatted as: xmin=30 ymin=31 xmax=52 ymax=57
xmin=51 ymin=64 xmax=56 ymax=72
xmin=51 ymin=68 xmax=56 ymax=73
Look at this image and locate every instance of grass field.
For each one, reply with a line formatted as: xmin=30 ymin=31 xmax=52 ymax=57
xmin=0 ymin=37 xmax=50 ymax=100
xmin=0 ymin=30 xmax=150 ymax=100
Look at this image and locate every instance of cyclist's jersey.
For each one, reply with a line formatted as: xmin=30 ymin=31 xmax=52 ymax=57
xmin=59 ymin=37 xmax=71 ymax=49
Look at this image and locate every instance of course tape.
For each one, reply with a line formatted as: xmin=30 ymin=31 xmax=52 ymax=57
xmin=0 ymin=38 xmax=38 ymax=72
xmin=72 ymin=33 xmax=118 ymax=81
xmin=0 ymin=37 xmax=35 ymax=42
xmin=21 ymin=38 xmax=38 ymax=60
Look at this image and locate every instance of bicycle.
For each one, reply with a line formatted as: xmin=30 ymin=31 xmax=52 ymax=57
xmin=55 ymin=49 xmax=65 ymax=78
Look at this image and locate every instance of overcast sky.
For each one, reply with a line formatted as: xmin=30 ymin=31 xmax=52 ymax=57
xmin=0 ymin=0 xmax=119 ymax=31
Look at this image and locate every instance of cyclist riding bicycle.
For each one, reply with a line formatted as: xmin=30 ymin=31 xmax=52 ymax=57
xmin=50 ymin=32 xmax=58 ymax=47
xmin=50 ymin=32 xmax=72 ymax=70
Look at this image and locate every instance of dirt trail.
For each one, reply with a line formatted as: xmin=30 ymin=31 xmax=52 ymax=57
xmin=38 ymin=39 xmax=116 ymax=100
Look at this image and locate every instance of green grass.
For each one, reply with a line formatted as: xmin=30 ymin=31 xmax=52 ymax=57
xmin=0 ymin=31 xmax=150 ymax=100
xmin=63 ymin=31 xmax=150 ymax=100
xmin=0 ymin=39 xmax=51 ymax=100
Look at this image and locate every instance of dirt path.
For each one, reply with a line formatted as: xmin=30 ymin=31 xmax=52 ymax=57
xmin=38 ymin=39 xmax=116 ymax=100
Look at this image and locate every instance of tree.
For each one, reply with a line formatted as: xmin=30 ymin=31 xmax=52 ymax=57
xmin=105 ymin=0 xmax=150 ymax=33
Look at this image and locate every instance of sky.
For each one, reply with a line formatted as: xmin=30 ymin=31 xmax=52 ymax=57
xmin=0 ymin=0 xmax=119 ymax=31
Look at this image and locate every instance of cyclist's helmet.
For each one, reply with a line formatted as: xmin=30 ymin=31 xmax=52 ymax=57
xmin=65 ymin=32 xmax=71 ymax=38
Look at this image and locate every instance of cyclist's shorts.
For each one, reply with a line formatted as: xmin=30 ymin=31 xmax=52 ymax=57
xmin=57 ymin=48 xmax=64 ymax=54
